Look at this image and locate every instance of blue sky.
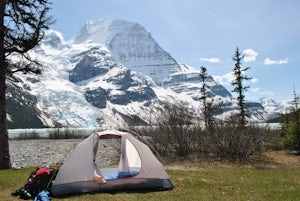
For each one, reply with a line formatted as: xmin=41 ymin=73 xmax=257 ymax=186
xmin=50 ymin=0 xmax=300 ymax=102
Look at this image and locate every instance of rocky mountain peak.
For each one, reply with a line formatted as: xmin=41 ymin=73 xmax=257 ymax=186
xmin=71 ymin=19 xmax=139 ymax=45
xmin=71 ymin=19 xmax=181 ymax=85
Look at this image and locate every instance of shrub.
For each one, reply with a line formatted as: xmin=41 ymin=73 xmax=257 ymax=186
xmin=135 ymin=103 xmax=268 ymax=162
xmin=48 ymin=128 xmax=84 ymax=139
xmin=14 ymin=131 xmax=42 ymax=140
xmin=213 ymin=124 xmax=264 ymax=161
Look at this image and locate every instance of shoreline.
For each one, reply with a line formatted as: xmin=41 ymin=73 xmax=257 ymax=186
xmin=9 ymin=139 xmax=120 ymax=169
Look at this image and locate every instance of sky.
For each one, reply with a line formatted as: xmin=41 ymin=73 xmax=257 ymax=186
xmin=50 ymin=0 xmax=300 ymax=102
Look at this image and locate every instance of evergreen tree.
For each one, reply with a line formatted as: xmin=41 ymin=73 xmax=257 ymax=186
xmin=231 ymin=47 xmax=251 ymax=127
xmin=284 ymin=88 xmax=300 ymax=152
xmin=0 ymin=0 xmax=52 ymax=169
xmin=199 ymin=66 xmax=214 ymax=129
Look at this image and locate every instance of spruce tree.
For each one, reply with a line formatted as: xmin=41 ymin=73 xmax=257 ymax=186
xmin=0 ymin=0 xmax=52 ymax=169
xmin=199 ymin=66 xmax=214 ymax=129
xmin=231 ymin=47 xmax=251 ymax=127
xmin=289 ymin=88 xmax=300 ymax=152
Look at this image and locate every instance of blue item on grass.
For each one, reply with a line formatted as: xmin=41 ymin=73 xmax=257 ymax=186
xmin=103 ymin=171 xmax=139 ymax=180
xmin=33 ymin=190 xmax=51 ymax=201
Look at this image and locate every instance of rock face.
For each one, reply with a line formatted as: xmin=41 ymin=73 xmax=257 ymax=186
xmin=162 ymin=64 xmax=232 ymax=101
xmin=6 ymin=82 xmax=49 ymax=128
xmin=108 ymin=23 xmax=180 ymax=85
xmin=85 ymin=88 xmax=107 ymax=109
xmin=8 ymin=19 xmax=279 ymax=128
xmin=68 ymin=46 xmax=158 ymax=123
xmin=69 ymin=54 xmax=109 ymax=83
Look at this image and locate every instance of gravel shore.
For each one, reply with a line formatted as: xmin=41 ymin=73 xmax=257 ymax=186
xmin=9 ymin=139 xmax=120 ymax=169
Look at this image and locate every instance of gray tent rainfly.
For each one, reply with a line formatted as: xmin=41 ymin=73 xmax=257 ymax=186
xmin=52 ymin=130 xmax=174 ymax=196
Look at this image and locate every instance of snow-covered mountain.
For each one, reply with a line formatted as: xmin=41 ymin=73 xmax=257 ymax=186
xmin=72 ymin=19 xmax=180 ymax=85
xmin=256 ymin=97 xmax=290 ymax=120
xmin=258 ymin=97 xmax=289 ymax=114
xmin=7 ymin=19 xmax=285 ymax=128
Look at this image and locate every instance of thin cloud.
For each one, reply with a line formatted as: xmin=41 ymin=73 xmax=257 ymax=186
xmin=250 ymin=87 xmax=275 ymax=96
xmin=213 ymin=73 xmax=258 ymax=86
xmin=213 ymin=72 xmax=234 ymax=86
xmin=264 ymin=58 xmax=288 ymax=65
xmin=251 ymin=78 xmax=259 ymax=83
xmin=243 ymin=48 xmax=258 ymax=62
xmin=200 ymin=57 xmax=222 ymax=63
xmin=251 ymin=87 xmax=261 ymax=93
xmin=261 ymin=91 xmax=275 ymax=96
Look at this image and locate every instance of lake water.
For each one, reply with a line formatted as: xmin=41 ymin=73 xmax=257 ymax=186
xmin=8 ymin=123 xmax=281 ymax=138
xmin=8 ymin=127 xmax=102 ymax=138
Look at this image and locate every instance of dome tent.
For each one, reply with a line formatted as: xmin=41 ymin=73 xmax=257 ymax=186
xmin=52 ymin=130 xmax=174 ymax=196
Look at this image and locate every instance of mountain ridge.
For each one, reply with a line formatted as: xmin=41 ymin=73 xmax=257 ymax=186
xmin=7 ymin=19 xmax=288 ymax=128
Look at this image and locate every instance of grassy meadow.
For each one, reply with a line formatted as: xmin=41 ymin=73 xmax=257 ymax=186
xmin=1 ymin=152 xmax=299 ymax=201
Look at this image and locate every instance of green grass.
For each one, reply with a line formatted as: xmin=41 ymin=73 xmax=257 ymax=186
xmin=1 ymin=165 xmax=299 ymax=201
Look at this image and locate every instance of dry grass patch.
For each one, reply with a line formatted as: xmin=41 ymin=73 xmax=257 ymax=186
xmin=265 ymin=151 xmax=300 ymax=167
